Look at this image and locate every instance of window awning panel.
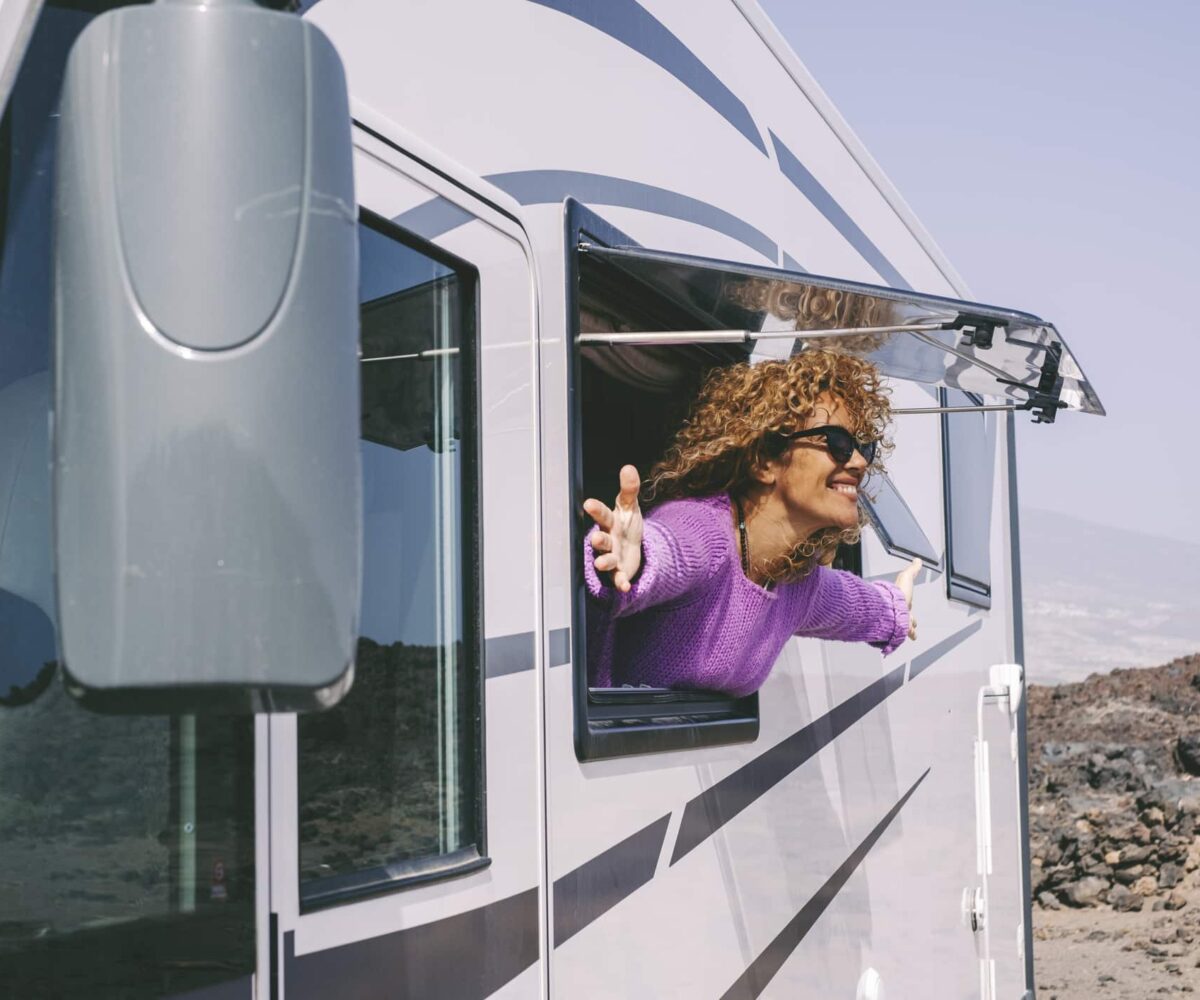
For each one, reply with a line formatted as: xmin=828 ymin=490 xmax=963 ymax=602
xmin=578 ymin=244 xmax=1104 ymax=423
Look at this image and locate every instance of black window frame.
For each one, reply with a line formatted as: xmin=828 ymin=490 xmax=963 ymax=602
xmin=297 ymin=209 xmax=488 ymax=911
xmin=566 ymin=199 xmax=758 ymax=762
xmin=941 ymin=386 xmax=994 ymax=608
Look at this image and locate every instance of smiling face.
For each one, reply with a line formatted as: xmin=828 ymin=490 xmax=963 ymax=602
xmin=764 ymin=392 xmax=870 ymax=538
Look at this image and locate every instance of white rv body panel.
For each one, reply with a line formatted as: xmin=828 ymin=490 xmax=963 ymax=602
xmin=298 ymin=1 xmax=1031 ymax=997
xmin=0 ymin=1 xmax=1042 ymax=998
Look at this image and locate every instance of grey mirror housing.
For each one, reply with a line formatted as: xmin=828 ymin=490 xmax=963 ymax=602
xmin=54 ymin=0 xmax=361 ymax=712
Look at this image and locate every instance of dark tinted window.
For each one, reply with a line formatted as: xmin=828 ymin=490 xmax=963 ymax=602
xmin=862 ymin=472 xmax=939 ymax=566
xmin=0 ymin=12 xmax=255 ymax=996
xmin=296 ymin=215 xmax=483 ymax=908
xmin=942 ymin=388 xmax=996 ymax=606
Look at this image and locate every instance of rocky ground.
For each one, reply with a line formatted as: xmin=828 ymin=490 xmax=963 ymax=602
xmin=1029 ymin=652 xmax=1200 ymax=997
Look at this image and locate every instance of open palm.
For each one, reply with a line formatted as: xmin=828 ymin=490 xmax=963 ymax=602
xmin=894 ymin=557 xmax=921 ymax=640
xmin=583 ymin=465 xmax=643 ymax=593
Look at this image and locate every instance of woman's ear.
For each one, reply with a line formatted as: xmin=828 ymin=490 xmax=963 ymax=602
xmin=750 ymin=455 xmax=778 ymax=486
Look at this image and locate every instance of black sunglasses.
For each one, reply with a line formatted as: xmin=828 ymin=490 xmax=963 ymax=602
xmin=781 ymin=425 xmax=878 ymax=466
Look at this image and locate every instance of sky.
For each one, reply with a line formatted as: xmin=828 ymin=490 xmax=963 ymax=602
xmin=760 ymin=0 xmax=1200 ymax=543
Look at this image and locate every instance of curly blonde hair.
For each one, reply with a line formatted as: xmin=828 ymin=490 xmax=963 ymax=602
xmin=644 ymin=350 xmax=891 ymax=581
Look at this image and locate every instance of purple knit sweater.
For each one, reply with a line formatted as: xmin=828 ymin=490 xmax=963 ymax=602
xmin=584 ymin=493 xmax=910 ymax=696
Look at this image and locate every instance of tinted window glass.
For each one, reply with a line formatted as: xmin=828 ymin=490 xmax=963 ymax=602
xmin=942 ymin=388 xmax=996 ymax=606
xmin=0 ymin=11 xmax=255 ymax=996
xmin=296 ymin=215 xmax=481 ymax=907
xmin=862 ymin=472 xmax=938 ymax=566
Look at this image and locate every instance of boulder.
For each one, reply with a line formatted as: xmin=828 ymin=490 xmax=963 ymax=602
xmin=1132 ymin=875 xmax=1158 ymax=896
xmin=1164 ymin=890 xmax=1188 ymax=910
xmin=1175 ymin=735 xmax=1200 ymax=776
xmin=1159 ymin=862 xmax=1183 ymax=888
xmin=1120 ymin=844 xmax=1155 ymax=865
xmin=1037 ymin=891 xmax=1062 ymax=911
xmin=1109 ymin=885 xmax=1144 ymax=912
xmin=1063 ymin=877 xmax=1109 ymax=907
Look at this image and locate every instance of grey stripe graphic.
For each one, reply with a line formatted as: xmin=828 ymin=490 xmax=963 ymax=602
xmin=719 ymin=769 xmax=930 ymax=1000
xmin=392 ymin=196 xmax=475 ymax=240
xmin=486 ymin=168 xmax=777 ymax=261
xmin=167 ymin=976 xmax=254 ymax=1000
xmin=769 ymin=130 xmax=911 ymax=291
xmin=527 ymin=0 xmax=767 ymax=155
xmin=283 ymin=887 xmax=539 ymax=999
xmin=554 ymin=812 xmax=671 ymax=946
xmin=549 ymin=626 xmax=571 ymax=667
xmin=486 ymin=631 xmax=536 ymax=678
xmin=908 ymin=618 xmax=984 ymax=680
xmin=781 ymin=251 xmax=806 ymax=272
xmin=670 ymin=661 xmax=908 ymax=865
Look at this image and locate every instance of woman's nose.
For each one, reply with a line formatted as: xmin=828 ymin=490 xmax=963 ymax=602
xmin=845 ymin=449 xmax=869 ymax=473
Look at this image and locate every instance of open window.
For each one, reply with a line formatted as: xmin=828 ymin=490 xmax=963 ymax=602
xmin=567 ymin=203 xmax=1104 ymax=761
xmin=569 ymin=202 xmax=759 ymax=761
xmin=575 ymin=245 xmax=1103 ymax=424
xmin=862 ymin=472 xmax=939 ymax=568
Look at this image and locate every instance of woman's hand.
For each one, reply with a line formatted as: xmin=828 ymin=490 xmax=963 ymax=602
xmin=583 ymin=465 xmax=643 ymax=593
xmin=894 ymin=557 xmax=921 ymax=641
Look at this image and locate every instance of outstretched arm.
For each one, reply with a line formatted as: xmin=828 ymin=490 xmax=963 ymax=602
xmin=793 ymin=557 xmax=919 ymax=655
xmin=582 ymin=467 xmax=718 ymax=617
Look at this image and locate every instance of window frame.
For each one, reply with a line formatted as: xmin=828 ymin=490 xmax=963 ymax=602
xmin=296 ymin=209 xmax=488 ymax=912
xmin=941 ymin=386 xmax=994 ymax=608
xmin=566 ymin=199 xmax=759 ymax=762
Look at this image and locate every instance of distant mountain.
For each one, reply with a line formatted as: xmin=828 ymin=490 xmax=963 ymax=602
xmin=1019 ymin=508 xmax=1200 ymax=684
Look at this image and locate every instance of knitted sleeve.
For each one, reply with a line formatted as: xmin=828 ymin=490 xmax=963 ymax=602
xmin=790 ymin=567 xmax=911 ymax=655
xmin=583 ymin=498 xmax=725 ymax=619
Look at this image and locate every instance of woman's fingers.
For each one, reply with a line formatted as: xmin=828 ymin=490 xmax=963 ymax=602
xmin=582 ymin=497 xmax=613 ymax=530
xmin=588 ymin=466 xmax=645 ymax=592
xmin=894 ymin=558 xmax=919 ymax=642
xmin=894 ymin=557 xmax=921 ymax=606
xmin=615 ymin=465 xmax=641 ymax=511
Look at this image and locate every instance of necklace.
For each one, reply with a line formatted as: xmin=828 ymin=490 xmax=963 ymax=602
xmin=736 ymin=498 xmax=750 ymax=576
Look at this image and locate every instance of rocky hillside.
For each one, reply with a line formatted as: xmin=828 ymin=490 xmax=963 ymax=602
xmin=1028 ymin=653 xmax=1200 ymax=912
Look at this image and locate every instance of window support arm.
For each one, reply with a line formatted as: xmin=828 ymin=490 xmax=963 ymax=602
xmin=576 ymin=325 xmax=1068 ymax=423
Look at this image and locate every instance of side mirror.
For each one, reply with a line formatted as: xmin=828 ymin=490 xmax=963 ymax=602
xmin=54 ymin=0 xmax=361 ymax=712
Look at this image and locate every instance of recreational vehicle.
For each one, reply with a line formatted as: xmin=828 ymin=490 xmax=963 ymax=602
xmin=0 ymin=0 xmax=1103 ymax=997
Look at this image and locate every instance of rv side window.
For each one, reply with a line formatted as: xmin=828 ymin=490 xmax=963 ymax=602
xmin=862 ymin=472 xmax=939 ymax=567
xmin=942 ymin=387 xmax=996 ymax=607
xmin=296 ymin=213 xmax=485 ymax=908
xmin=569 ymin=203 xmax=758 ymax=761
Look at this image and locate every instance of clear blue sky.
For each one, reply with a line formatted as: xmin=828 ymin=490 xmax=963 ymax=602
xmin=761 ymin=0 xmax=1200 ymax=543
